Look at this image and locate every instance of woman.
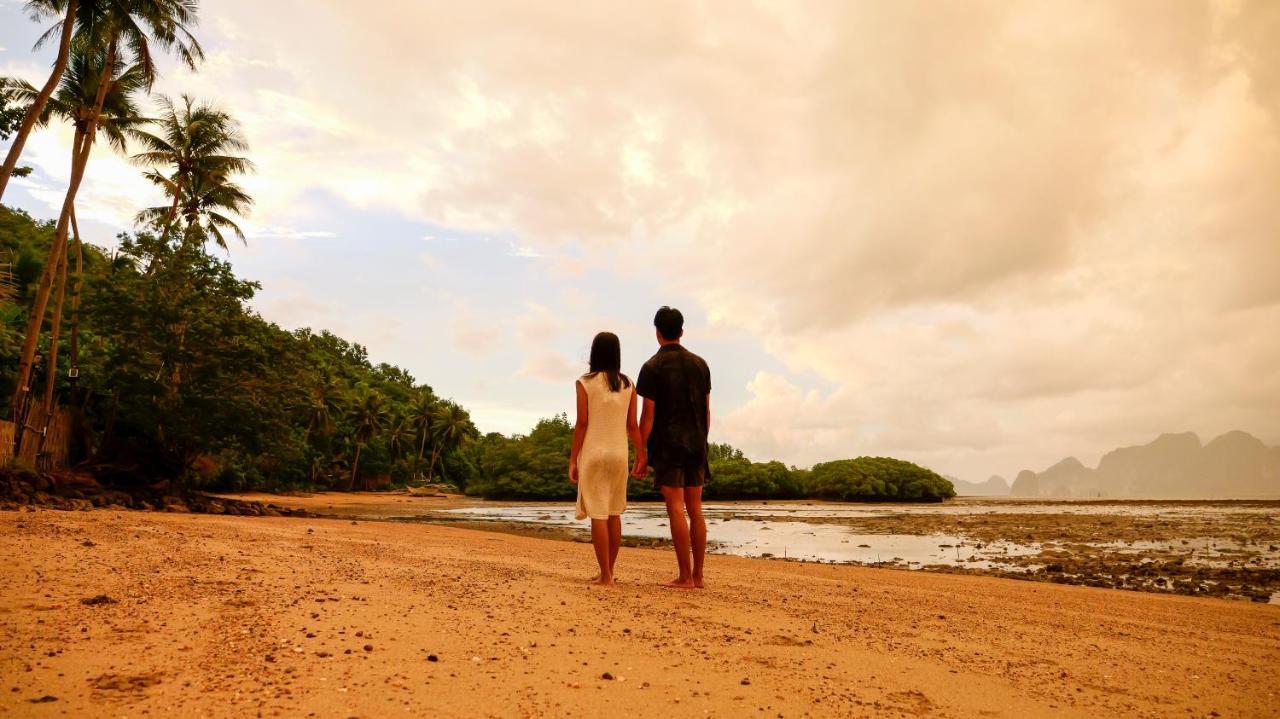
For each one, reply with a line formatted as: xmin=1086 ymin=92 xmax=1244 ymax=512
xmin=570 ymin=331 xmax=644 ymax=585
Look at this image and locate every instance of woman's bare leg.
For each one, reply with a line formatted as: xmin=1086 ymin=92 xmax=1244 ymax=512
xmin=684 ymin=486 xmax=706 ymax=588
xmin=660 ymin=486 xmax=696 ymax=588
xmin=607 ymin=515 xmax=622 ymax=575
xmin=590 ymin=519 xmax=614 ymax=585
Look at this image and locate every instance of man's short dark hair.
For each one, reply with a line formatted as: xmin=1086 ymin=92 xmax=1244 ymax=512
xmin=654 ymin=306 xmax=684 ymax=341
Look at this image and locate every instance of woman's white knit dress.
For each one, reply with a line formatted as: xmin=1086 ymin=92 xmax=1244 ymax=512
xmin=574 ymin=372 xmax=632 ymax=521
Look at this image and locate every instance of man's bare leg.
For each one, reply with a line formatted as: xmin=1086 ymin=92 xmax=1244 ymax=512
xmin=684 ymin=486 xmax=706 ymax=588
xmin=661 ymin=485 xmax=696 ymax=588
xmin=607 ymin=515 xmax=622 ymax=576
xmin=589 ymin=519 xmax=614 ymax=585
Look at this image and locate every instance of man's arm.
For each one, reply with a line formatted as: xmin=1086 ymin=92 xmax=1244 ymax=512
xmin=633 ymin=397 xmax=655 ymax=477
xmin=706 ymin=393 xmax=711 ymax=433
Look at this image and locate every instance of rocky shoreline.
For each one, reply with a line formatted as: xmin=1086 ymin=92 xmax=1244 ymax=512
xmin=0 ymin=469 xmax=313 ymax=518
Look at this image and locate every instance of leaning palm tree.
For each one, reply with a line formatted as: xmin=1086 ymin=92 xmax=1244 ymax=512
xmin=9 ymin=0 xmax=204 ymax=422
xmin=131 ymin=94 xmax=253 ymax=261
xmin=345 ymin=385 xmax=388 ymax=491
xmin=1 ymin=0 xmax=204 ymax=202
xmin=427 ymin=401 xmax=478 ymax=482
xmin=6 ymin=50 xmax=148 ymax=439
xmin=0 ymin=0 xmax=78 ymax=203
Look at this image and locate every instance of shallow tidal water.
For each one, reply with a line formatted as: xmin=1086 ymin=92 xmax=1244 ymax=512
xmin=422 ymin=499 xmax=1280 ymax=603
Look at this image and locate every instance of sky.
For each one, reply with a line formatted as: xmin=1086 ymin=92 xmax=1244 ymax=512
xmin=1 ymin=0 xmax=1278 ymax=482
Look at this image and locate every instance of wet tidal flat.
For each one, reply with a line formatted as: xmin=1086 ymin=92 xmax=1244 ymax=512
xmin=407 ymin=498 xmax=1280 ymax=603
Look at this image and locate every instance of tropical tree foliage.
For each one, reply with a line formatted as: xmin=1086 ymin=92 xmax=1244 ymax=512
xmin=6 ymin=0 xmax=205 ymax=419
xmin=0 ymin=206 xmax=479 ymax=490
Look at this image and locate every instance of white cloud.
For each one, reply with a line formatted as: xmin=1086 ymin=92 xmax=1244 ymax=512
xmin=451 ymin=318 xmax=503 ymax=359
xmin=517 ymin=352 xmax=580 ymax=385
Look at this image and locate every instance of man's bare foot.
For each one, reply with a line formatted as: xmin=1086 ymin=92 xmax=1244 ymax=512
xmin=693 ymin=577 xmax=705 ymax=589
xmin=591 ymin=575 xmax=615 ymax=586
xmin=664 ymin=577 xmax=697 ymax=589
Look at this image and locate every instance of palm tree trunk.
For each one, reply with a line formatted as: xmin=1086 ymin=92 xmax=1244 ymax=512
xmin=65 ymin=207 xmax=88 ymax=461
xmin=143 ymin=179 xmax=184 ymax=276
xmin=9 ymin=43 xmax=113 ymax=426
xmin=428 ymin=444 xmax=443 ymax=482
xmin=348 ymin=443 xmax=363 ymax=491
xmin=160 ymin=179 xmax=183 ymax=237
xmin=0 ymin=0 xmax=78 ymax=203
xmin=416 ymin=429 xmax=428 ymax=480
xmin=36 ymin=218 xmax=71 ymax=452
xmin=68 ymin=207 xmax=83 ymax=380
xmin=10 ymin=129 xmax=87 ymax=424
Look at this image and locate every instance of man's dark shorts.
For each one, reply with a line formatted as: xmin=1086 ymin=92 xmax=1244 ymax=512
xmin=653 ymin=462 xmax=706 ymax=489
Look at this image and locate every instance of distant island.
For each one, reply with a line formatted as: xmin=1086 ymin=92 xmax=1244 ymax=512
xmin=999 ymin=431 xmax=1280 ymax=499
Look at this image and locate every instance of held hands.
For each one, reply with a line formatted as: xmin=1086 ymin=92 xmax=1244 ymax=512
xmin=630 ymin=451 xmax=648 ymax=479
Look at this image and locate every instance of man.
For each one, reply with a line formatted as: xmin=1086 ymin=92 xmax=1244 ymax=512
xmin=633 ymin=306 xmax=711 ymax=589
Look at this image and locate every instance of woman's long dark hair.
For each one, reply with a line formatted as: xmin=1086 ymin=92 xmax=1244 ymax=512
xmin=587 ymin=331 xmax=631 ymax=392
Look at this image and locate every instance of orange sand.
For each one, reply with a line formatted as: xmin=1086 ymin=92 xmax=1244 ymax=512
xmin=2 ymin=507 xmax=1277 ymax=717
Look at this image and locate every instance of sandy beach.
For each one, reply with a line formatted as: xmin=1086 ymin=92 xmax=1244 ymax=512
xmin=2 ymin=507 xmax=1278 ymax=718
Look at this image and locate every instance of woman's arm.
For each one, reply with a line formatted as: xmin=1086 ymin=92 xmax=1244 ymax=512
xmin=569 ymin=380 xmax=588 ymax=484
xmin=626 ymin=388 xmax=644 ymax=471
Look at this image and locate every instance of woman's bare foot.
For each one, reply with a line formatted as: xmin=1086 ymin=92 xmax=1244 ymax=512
xmin=693 ymin=576 xmax=705 ymax=589
xmin=591 ymin=576 xmax=616 ymax=586
xmin=664 ymin=577 xmax=697 ymax=589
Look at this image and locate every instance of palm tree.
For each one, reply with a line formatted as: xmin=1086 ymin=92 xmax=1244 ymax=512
xmin=386 ymin=415 xmax=413 ymax=462
xmin=131 ymin=94 xmax=253 ymax=262
xmin=0 ymin=0 xmax=78 ymax=203
xmin=301 ymin=374 xmax=343 ymax=444
xmin=8 ymin=0 xmax=204 ymax=422
xmin=428 ymin=401 xmax=477 ymax=482
xmin=345 ymin=385 xmax=388 ymax=490
xmin=6 ymin=50 xmax=147 ymax=436
xmin=0 ymin=0 xmax=204 ymax=202
xmin=405 ymin=389 xmax=438 ymax=480
xmin=172 ymin=166 xmax=253 ymax=252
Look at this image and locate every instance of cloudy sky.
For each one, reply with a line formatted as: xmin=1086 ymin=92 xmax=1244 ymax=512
xmin=2 ymin=0 xmax=1277 ymax=482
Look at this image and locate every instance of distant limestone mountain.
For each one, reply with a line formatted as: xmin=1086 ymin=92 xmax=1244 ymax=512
xmin=948 ymin=475 xmax=1010 ymax=496
xmin=1009 ymin=469 xmax=1039 ymax=497
xmin=1008 ymin=431 xmax=1280 ymax=499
